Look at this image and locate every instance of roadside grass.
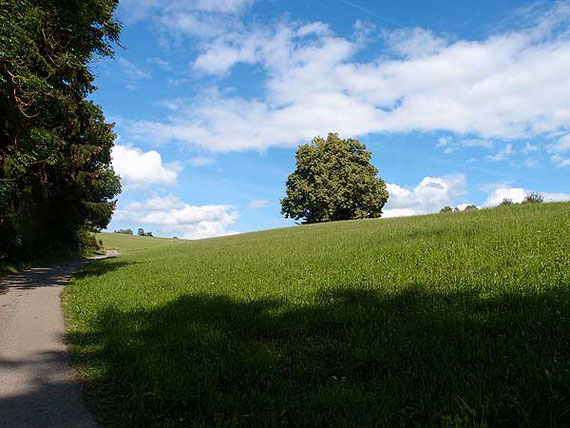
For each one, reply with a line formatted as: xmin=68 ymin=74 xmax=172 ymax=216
xmin=63 ymin=203 xmax=570 ymax=427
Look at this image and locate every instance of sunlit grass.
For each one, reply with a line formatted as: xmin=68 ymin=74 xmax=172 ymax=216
xmin=63 ymin=203 xmax=570 ymax=427
xmin=95 ymin=232 xmax=179 ymax=255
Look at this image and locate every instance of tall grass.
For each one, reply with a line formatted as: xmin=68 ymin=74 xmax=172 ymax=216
xmin=63 ymin=203 xmax=570 ymax=427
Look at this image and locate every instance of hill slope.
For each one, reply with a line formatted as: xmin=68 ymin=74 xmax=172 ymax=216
xmin=64 ymin=203 xmax=570 ymax=427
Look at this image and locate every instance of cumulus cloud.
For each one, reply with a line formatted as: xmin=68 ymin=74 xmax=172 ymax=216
xmin=383 ymin=174 xmax=467 ymax=218
xmin=386 ymin=27 xmax=448 ymax=58
xmin=118 ymin=3 xmax=570 ymax=153
xmin=111 ymin=145 xmax=180 ymax=188
xmin=115 ymin=195 xmax=239 ymax=239
xmin=483 ymin=186 xmax=570 ymax=206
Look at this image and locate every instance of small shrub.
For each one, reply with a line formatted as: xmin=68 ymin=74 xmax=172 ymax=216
xmin=498 ymin=198 xmax=515 ymax=207
xmin=522 ymin=192 xmax=544 ymax=204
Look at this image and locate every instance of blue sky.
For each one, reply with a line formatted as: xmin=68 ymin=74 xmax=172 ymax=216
xmin=97 ymin=0 xmax=570 ymax=239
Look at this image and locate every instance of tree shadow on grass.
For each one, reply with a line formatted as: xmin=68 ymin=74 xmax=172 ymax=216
xmin=72 ymin=259 xmax=137 ymax=280
xmin=68 ymin=286 xmax=570 ymax=428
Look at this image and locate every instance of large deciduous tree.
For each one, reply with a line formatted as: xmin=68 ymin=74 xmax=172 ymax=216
xmin=281 ymin=133 xmax=389 ymax=223
xmin=0 ymin=0 xmax=121 ymax=259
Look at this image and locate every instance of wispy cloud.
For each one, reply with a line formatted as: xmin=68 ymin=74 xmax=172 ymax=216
xmin=338 ymin=0 xmax=372 ymax=15
xmin=117 ymin=58 xmax=151 ymax=90
xmin=118 ymin=2 xmax=570 ymax=155
xmin=249 ymin=199 xmax=269 ymax=208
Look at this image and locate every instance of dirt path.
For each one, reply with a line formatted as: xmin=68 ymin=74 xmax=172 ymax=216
xmin=0 ymin=251 xmax=118 ymax=428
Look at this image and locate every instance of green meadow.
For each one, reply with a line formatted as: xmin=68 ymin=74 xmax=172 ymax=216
xmin=62 ymin=203 xmax=570 ymax=427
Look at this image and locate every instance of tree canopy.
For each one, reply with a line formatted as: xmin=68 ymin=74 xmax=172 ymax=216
xmin=281 ymin=133 xmax=389 ymax=224
xmin=0 ymin=0 xmax=121 ymax=259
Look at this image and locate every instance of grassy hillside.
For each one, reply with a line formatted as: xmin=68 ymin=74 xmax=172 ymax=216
xmin=95 ymin=232 xmax=179 ymax=255
xmin=63 ymin=203 xmax=570 ymax=428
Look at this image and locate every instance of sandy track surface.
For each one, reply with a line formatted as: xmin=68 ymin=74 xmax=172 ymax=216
xmin=0 ymin=251 xmax=118 ymax=428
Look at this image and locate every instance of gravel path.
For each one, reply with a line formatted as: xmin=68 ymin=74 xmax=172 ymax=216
xmin=0 ymin=251 xmax=118 ymax=428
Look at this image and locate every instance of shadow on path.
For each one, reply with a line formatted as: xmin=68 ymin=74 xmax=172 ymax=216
xmin=0 ymin=250 xmax=118 ymax=428
xmin=0 ymin=350 xmax=95 ymax=428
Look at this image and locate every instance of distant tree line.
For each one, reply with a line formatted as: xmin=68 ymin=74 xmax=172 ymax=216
xmin=440 ymin=192 xmax=544 ymax=213
xmin=0 ymin=0 xmax=121 ymax=260
xmin=138 ymin=228 xmax=153 ymax=237
xmin=114 ymin=228 xmax=153 ymax=237
xmin=114 ymin=229 xmax=133 ymax=235
xmin=440 ymin=205 xmax=479 ymax=213
xmin=113 ymin=228 xmax=155 ymax=237
xmin=497 ymin=192 xmax=544 ymax=207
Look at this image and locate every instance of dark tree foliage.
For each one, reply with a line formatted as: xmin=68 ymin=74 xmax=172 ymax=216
xmin=440 ymin=206 xmax=453 ymax=213
xmin=0 ymin=0 xmax=121 ymax=259
xmin=137 ymin=228 xmax=153 ymax=237
xmin=281 ymin=133 xmax=389 ymax=224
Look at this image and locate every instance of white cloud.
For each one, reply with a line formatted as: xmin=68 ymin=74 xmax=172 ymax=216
xmin=484 ymin=187 xmax=528 ymax=206
xmin=117 ymin=58 xmax=151 ymax=90
xmin=487 ymin=143 xmax=514 ymax=161
xmin=551 ymin=154 xmax=570 ymax=167
xmin=111 ymin=145 xmax=180 ymax=188
xmin=386 ymin=27 xmax=448 ymax=58
xmin=119 ymin=3 xmax=570 ymax=152
xmin=115 ymin=195 xmax=239 ymax=239
xmin=147 ymin=57 xmax=173 ymax=71
xmin=462 ymin=139 xmax=494 ymax=149
xmin=437 ymin=136 xmax=452 ymax=148
xmin=118 ymin=0 xmax=254 ymax=23
xmin=383 ymin=174 xmax=467 ymax=217
xmin=523 ymin=158 xmax=539 ymax=168
xmin=118 ymin=0 xmax=255 ymax=44
xmin=189 ymin=156 xmax=215 ymax=167
xmin=249 ymin=199 xmax=269 ymax=208
xmin=542 ymin=192 xmax=570 ymax=202
xmin=124 ymin=195 xmax=184 ymax=212
xmin=548 ymin=134 xmax=570 ymax=153
xmin=483 ymin=186 xmax=570 ymax=206
xmin=523 ymin=142 xmax=540 ymax=153
xmin=192 ymin=0 xmax=254 ymax=13
xmin=436 ymin=137 xmax=494 ymax=153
